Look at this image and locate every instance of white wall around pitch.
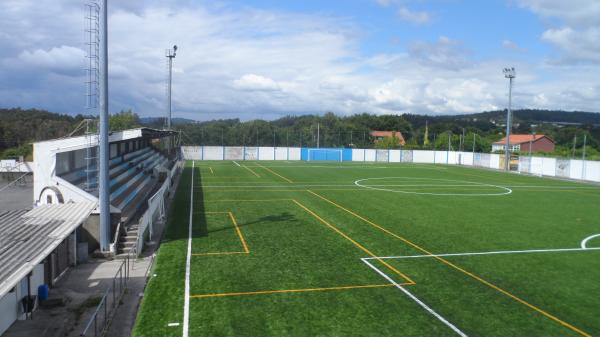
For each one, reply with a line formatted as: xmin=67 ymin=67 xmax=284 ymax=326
xmin=202 ymin=146 xmax=224 ymax=160
xmin=489 ymin=154 xmax=501 ymax=170
xmin=351 ymin=149 xmax=365 ymax=162
xmin=433 ymin=151 xmax=446 ymax=164
xmin=224 ymin=147 xmax=244 ymax=160
xmin=412 ymin=150 xmax=434 ymax=163
xmin=541 ymin=158 xmax=557 ymax=177
xmin=258 ymin=147 xmax=275 ymax=161
xmin=389 ymin=150 xmax=401 ymax=163
xmin=274 ymin=147 xmax=288 ymax=160
xmin=180 ymin=146 xmax=600 ymax=185
xmin=288 ymin=148 xmax=301 ymax=161
xmin=181 ymin=146 xmax=202 ymax=160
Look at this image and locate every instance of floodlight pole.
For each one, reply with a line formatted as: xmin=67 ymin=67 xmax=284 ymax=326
xmin=503 ymin=67 xmax=516 ymax=171
xmin=98 ymin=0 xmax=110 ymax=252
xmin=166 ymin=46 xmax=177 ymax=130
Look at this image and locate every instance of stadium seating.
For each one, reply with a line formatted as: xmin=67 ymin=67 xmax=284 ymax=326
xmin=58 ymin=146 xmax=169 ymax=223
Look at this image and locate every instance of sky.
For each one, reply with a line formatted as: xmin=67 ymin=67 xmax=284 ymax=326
xmin=0 ymin=0 xmax=599 ymax=121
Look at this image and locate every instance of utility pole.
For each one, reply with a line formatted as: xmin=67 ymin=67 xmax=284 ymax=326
xmin=317 ymin=123 xmax=320 ymax=148
xmin=98 ymin=0 xmax=110 ymax=252
xmin=528 ymin=133 xmax=533 ymax=158
xmin=472 ymin=133 xmax=476 ymax=155
xmin=582 ymin=134 xmax=587 ymax=179
xmin=503 ymin=67 xmax=516 ymax=171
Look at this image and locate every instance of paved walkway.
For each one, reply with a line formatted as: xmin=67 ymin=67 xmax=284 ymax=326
xmin=3 ymin=169 xmax=180 ymax=337
xmin=3 ymin=257 xmax=151 ymax=337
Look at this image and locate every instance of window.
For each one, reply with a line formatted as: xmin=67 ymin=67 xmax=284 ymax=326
xmin=47 ymin=195 xmax=53 ymax=204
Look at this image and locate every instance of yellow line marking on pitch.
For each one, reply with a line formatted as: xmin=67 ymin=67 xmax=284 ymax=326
xmin=256 ymin=163 xmax=294 ymax=183
xmin=190 ymin=283 xmax=398 ymax=299
xmin=229 ymin=211 xmax=250 ymax=253
xmin=192 ymin=251 xmax=248 ymax=257
xmin=192 ymin=212 xmax=250 ymax=256
xmin=241 ymin=165 xmax=261 ymax=178
xmin=307 ymin=190 xmax=591 ymax=337
xmin=292 ymin=199 xmax=415 ymax=285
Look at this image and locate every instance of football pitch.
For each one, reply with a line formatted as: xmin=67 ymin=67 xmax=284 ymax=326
xmin=132 ymin=160 xmax=600 ymax=337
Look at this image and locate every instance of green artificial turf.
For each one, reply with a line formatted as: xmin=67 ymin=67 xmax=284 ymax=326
xmin=132 ymin=160 xmax=600 ymax=337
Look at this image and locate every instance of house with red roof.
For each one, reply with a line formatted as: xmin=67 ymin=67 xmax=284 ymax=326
xmin=492 ymin=134 xmax=555 ymax=153
xmin=370 ymin=131 xmax=406 ymax=146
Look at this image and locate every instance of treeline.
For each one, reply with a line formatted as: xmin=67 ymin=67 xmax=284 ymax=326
xmin=1 ymin=108 xmax=599 ymax=160
xmin=0 ymin=108 xmax=141 ymax=160
xmin=174 ymin=111 xmax=600 ymax=158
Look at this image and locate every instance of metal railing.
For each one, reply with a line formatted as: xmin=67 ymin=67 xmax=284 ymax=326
xmin=79 ymin=255 xmax=130 ymax=337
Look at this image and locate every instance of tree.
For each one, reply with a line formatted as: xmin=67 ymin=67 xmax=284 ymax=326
xmin=110 ymin=109 xmax=140 ymax=131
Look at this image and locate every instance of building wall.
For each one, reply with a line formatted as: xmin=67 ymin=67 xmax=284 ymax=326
xmin=0 ymin=289 xmax=18 ymax=335
xmin=529 ymin=137 xmax=555 ymax=152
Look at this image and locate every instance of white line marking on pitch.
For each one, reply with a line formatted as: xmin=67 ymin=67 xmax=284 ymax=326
xmin=168 ymin=323 xmax=180 ymax=327
xmin=233 ymin=161 xmax=241 ymax=167
xmin=365 ymin=247 xmax=600 ymax=261
xmin=183 ymin=161 xmax=195 ymax=337
xmin=354 ymin=177 xmax=512 ymax=197
xmin=361 ymin=258 xmax=468 ymax=337
xmin=581 ymin=234 xmax=600 ymax=249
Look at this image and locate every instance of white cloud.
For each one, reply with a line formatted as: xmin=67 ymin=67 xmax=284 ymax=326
xmin=397 ymin=7 xmax=432 ymax=25
xmin=409 ymin=36 xmax=469 ymax=70
xmin=18 ymin=46 xmax=85 ymax=73
xmin=517 ymin=0 xmax=600 ymax=28
xmin=233 ymin=74 xmax=281 ymax=91
xmin=502 ymin=39 xmax=526 ymax=52
xmin=542 ymin=27 xmax=600 ymax=63
xmin=518 ymin=0 xmax=600 ymax=64
xmin=0 ymin=0 xmax=599 ymax=118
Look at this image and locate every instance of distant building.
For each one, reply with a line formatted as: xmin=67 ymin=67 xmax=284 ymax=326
xmin=370 ymin=131 xmax=406 ymax=146
xmin=492 ymin=134 xmax=555 ymax=153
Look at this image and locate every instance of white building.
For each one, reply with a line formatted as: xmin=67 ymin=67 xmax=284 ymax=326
xmin=32 ymin=128 xmax=177 ymax=252
xmin=0 ymin=202 xmax=96 ymax=335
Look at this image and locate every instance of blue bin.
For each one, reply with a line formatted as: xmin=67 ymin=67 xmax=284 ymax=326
xmin=38 ymin=284 xmax=49 ymax=301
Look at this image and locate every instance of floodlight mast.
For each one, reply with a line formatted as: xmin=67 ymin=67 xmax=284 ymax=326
xmin=503 ymin=67 xmax=516 ymax=171
xmin=166 ymin=45 xmax=177 ymax=130
xmin=98 ymin=0 xmax=110 ymax=251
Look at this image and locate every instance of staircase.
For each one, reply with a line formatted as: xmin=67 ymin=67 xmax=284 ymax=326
xmin=116 ymin=224 xmax=139 ymax=256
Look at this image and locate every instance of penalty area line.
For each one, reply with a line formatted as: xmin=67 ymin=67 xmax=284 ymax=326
xmin=361 ymin=258 xmax=468 ymax=337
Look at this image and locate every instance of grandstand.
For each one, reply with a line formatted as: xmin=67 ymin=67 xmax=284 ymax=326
xmin=32 ymin=127 xmax=179 ymax=254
